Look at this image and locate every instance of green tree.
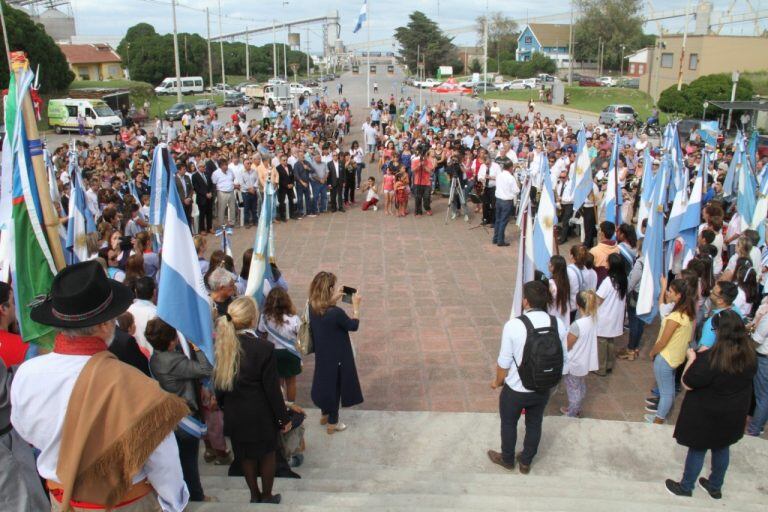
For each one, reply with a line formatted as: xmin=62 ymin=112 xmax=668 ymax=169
xmin=469 ymin=59 xmax=482 ymax=73
xmin=476 ymin=12 xmax=519 ymax=56
xmin=394 ymin=11 xmax=457 ymax=76
xmin=658 ymin=73 xmax=754 ymax=117
xmin=574 ymin=0 xmax=648 ymax=71
xmin=0 ymin=0 xmax=74 ymax=93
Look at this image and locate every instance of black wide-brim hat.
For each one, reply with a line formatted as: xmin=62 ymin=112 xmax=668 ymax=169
xmin=30 ymin=260 xmax=134 ymax=328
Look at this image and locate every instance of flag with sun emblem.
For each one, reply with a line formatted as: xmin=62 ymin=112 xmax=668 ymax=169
xmin=532 ymin=158 xmax=558 ymax=277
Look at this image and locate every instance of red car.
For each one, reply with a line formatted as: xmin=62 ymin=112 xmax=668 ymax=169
xmin=578 ymin=76 xmax=602 ymax=87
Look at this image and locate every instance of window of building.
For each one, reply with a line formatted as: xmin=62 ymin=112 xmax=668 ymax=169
xmin=660 ymin=53 xmax=673 ymax=68
xmin=524 ymin=36 xmax=532 ymax=44
xmin=78 ymin=66 xmax=90 ymax=80
xmin=689 ymin=53 xmax=698 ymax=70
xmin=629 ymin=63 xmax=635 ymax=74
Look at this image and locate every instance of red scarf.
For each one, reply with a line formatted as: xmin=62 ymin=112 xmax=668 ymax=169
xmin=53 ymin=334 xmax=108 ymax=356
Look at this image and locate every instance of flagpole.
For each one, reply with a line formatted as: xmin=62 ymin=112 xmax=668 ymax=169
xmin=366 ymin=0 xmax=371 ymax=108
xmin=11 ymin=52 xmax=66 ymax=271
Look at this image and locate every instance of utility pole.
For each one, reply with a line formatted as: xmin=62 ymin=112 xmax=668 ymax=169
xmin=170 ymin=0 xmax=182 ymax=103
xmin=218 ymin=0 xmax=226 ymax=89
xmin=568 ymin=1 xmax=574 ymax=85
xmin=245 ymin=28 xmax=250 ymax=80
xmin=727 ymin=70 xmax=739 ymax=131
xmin=273 ymin=21 xmax=278 ymax=79
xmin=306 ymin=28 xmax=311 ymax=77
xmin=283 ymin=26 xmax=289 ymax=81
xmin=620 ymin=44 xmax=625 ymax=81
xmin=366 ymin=0 xmax=371 ymax=107
xmin=483 ymin=2 xmax=488 ymax=95
xmin=206 ymin=8 xmax=213 ymax=94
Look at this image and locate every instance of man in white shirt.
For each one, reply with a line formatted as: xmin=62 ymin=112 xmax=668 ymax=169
xmin=556 ymin=166 xmax=575 ymax=244
xmin=488 ymin=280 xmax=567 ymax=474
xmin=127 ymin=277 xmax=158 ymax=357
xmin=478 ymin=154 xmax=500 ymax=225
xmin=493 ymin=161 xmax=519 ymax=247
xmin=211 ymin=158 xmax=236 ymax=228
xmin=10 ymin=261 xmax=189 ymax=511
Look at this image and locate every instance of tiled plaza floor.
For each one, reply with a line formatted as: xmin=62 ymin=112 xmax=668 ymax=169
xmin=220 ymin=189 xmax=669 ymax=424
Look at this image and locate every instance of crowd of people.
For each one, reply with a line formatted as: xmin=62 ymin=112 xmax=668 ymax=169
xmin=1 ymin=75 xmax=767 ymax=512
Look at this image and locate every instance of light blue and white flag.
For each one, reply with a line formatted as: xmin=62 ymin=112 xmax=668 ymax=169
xmin=678 ymin=152 xmax=706 ymax=266
xmin=157 ymin=182 xmax=215 ymax=364
xmin=723 ymin=132 xmax=744 ymax=198
xmin=128 ymin=180 xmax=141 ymax=203
xmin=736 ymin=147 xmax=758 ymax=231
xmin=532 ymin=164 xmax=558 ymax=277
xmin=571 ymin=132 xmax=592 ymax=212
xmin=404 ymin=100 xmax=416 ymax=120
xmin=637 ymin=155 xmax=669 ymax=322
xmin=65 ymin=152 xmax=96 ymax=264
xmin=215 ymin=225 xmax=234 ymax=258
xmin=148 ymin=144 xmax=173 ymax=228
xmin=353 ymin=0 xmax=367 ymax=34
xmin=418 ymin=106 xmax=428 ymax=126
xmin=635 ymin=148 xmax=656 ymax=237
xmin=601 ymin=130 xmax=622 ymax=225
xmin=751 ymin=162 xmax=768 ymax=247
xmin=747 ymin=130 xmax=758 ymax=172
xmin=245 ymin=177 xmax=276 ymax=307
xmin=664 ymin=160 xmax=690 ymax=243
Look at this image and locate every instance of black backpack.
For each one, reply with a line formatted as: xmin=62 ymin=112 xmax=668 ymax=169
xmin=513 ymin=314 xmax=564 ymax=393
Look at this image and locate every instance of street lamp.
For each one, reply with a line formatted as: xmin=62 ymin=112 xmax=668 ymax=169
xmin=619 ymin=44 xmax=626 ymax=83
xmin=727 ymin=70 xmax=739 ymax=131
xmin=703 ymin=100 xmax=709 ymax=119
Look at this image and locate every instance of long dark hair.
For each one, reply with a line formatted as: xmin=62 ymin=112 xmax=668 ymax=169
xmin=549 ymin=255 xmax=570 ymax=315
xmin=709 ymin=310 xmax=757 ymax=375
xmin=734 ymin=257 xmax=758 ymax=307
xmin=669 ymin=279 xmax=696 ymax=320
xmin=533 ymin=270 xmax=553 ymax=308
xmin=262 ymin=287 xmax=297 ymax=325
xmin=687 ymin=257 xmax=713 ymax=298
xmin=606 ymin=253 xmax=628 ymax=300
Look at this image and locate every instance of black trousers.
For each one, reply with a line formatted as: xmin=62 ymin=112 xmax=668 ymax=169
xmin=413 ymin=184 xmax=431 ymax=214
xmin=175 ymin=432 xmax=205 ymax=501
xmin=558 ymin=203 xmax=574 ymax=244
xmin=277 ymin=188 xmax=294 ymax=221
xmin=581 ymin=206 xmax=597 ymax=248
xmin=197 ymin=201 xmax=213 ymax=233
xmin=330 ymin=183 xmax=344 ymax=212
xmin=499 ymin=385 xmax=550 ymax=466
xmin=344 ymin=178 xmax=356 ymax=203
xmin=482 ymin=187 xmax=496 ymax=224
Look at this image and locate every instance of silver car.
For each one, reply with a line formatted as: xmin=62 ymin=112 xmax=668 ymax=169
xmin=598 ymin=104 xmax=637 ymax=126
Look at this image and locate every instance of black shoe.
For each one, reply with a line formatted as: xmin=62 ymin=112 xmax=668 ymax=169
xmin=260 ymin=494 xmax=282 ymax=504
xmin=497 ymin=242 xmax=510 ymax=247
xmin=698 ymin=478 xmax=722 ymax=499
xmin=665 ymin=479 xmax=692 ymax=497
xmin=645 ymin=403 xmax=658 ymax=413
xmin=645 ymin=396 xmax=660 ymax=406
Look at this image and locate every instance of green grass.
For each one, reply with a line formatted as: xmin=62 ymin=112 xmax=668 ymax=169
xmin=146 ymin=94 xmax=223 ymax=118
xmin=483 ymin=86 xmax=664 ymax=121
xmin=742 ymin=71 xmax=768 ymax=97
xmin=69 ymin=79 xmax=153 ymax=90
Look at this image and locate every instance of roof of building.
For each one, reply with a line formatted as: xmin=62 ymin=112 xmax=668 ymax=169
xmin=58 ymin=44 xmax=122 ymax=65
xmin=524 ymin=24 xmax=571 ymax=47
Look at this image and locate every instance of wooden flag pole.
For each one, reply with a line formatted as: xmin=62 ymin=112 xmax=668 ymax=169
xmin=11 ymin=52 xmax=66 ymax=271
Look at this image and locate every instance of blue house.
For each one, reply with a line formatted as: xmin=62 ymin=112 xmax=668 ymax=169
xmin=516 ymin=23 xmax=572 ymax=68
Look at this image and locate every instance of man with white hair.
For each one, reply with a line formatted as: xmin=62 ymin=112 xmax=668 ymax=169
xmin=208 ymin=267 xmax=237 ymax=317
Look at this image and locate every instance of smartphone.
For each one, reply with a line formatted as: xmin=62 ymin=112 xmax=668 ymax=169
xmin=341 ymin=286 xmax=357 ymax=304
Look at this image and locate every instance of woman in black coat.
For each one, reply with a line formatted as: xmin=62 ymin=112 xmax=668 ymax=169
xmin=214 ymin=297 xmax=291 ymax=504
xmin=308 ymin=271 xmax=363 ymax=434
xmin=666 ymin=310 xmax=757 ymax=499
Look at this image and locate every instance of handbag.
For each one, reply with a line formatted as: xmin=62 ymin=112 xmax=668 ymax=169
xmin=297 ymin=301 xmax=314 ymax=356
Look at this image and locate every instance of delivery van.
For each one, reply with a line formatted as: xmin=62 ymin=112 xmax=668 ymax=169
xmin=47 ymin=98 xmax=122 ymax=135
xmin=154 ymin=76 xmax=204 ymax=95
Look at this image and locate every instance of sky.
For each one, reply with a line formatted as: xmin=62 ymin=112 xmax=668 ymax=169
xmin=45 ymin=0 xmax=768 ymax=53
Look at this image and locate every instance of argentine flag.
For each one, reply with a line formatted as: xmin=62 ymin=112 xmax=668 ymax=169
xmin=245 ymin=177 xmax=276 ymax=307
xmin=723 ymin=132 xmax=744 ymax=198
xmin=353 ymin=0 xmax=367 ymax=34
xmin=532 ymin=161 xmax=558 ymax=278
xmin=65 ymin=154 xmax=96 ymax=264
xmin=157 ymin=180 xmax=215 ymax=364
xmin=751 ymin=164 xmax=768 ymax=246
xmin=679 ymin=153 xmax=706 ymax=267
xmin=570 ymin=128 xmax=592 ymax=212
xmin=736 ymin=148 xmax=758 ymax=231
xmin=601 ymin=131 xmax=622 ymax=225
xmin=149 ymin=145 xmax=172 ymax=228
xmin=511 ymin=200 xmax=535 ymax=318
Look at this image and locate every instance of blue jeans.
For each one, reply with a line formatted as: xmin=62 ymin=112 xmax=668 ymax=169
xmin=242 ymin=191 xmax=258 ymax=225
xmin=627 ymin=303 xmax=645 ymax=350
xmin=295 ymin=184 xmax=311 ymax=216
xmin=493 ymin=199 xmax=513 ymax=244
xmin=747 ymin=355 xmax=768 ymax=435
xmin=653 ymin=355 xmax=677 ymax=420
xmin=355 ymin=163 xmax=364 ymax=185
xmin=680 ymin=446 xmax=729 ymax=492
xmin=310 ymin=181 xmax=328 ymax=213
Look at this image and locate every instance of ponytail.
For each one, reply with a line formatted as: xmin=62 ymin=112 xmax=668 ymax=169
xmin=213 ymin=296 xmax=257 ymax=391
xmin=577 ymin=290 xmax=598 ymax=319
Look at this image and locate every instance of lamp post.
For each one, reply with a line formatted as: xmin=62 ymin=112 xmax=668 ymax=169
xmin=619 ymin=44 xmax=625 ymax=84
xmin=702 ymin=101 xmax=709 ymax=120
xmin=726 ymin=70 xmax=739 ymax=131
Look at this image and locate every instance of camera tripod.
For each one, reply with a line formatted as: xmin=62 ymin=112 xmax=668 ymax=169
xmin=444 ymin=174 xmax=471 ymax=224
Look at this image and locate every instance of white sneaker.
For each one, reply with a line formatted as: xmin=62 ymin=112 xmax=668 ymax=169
xmin=373 ymin=205 xmax=378 ymax=211
xmin=464 ymin=215 xmax=470 ymax=222
xmin=451 ymin=212 xmax=457 ymax=220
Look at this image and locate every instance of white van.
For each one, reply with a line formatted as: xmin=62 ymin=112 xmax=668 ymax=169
xmin=154 ymin=76 xmax=204 ymax=95
xmin=48 ymin=98 xmax=123 ymax=135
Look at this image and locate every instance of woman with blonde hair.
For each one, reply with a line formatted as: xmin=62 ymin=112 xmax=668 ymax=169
xmin=214 ymin=297 xmax=291 ymax=504
xmin=562 ymin=290 xmax=600 ymax=417
xmin=308 ymin=271 xmax=363 ymax=434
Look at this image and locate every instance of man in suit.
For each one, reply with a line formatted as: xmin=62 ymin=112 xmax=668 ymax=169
xmin=275 ymin=154 xmax=295 ymax=222
xmin=327 ymin=151 xmax=345 ymax=213
xmin=191 ymin=161 xmax=214 ymax=234
xmin=175 ymin=161 xmax=194 ymax=228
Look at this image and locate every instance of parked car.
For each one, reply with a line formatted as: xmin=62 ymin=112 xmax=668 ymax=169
xmin=301 ymin=79 xmax=320 ymax=87
xmin=164 ymin=102 xmax=195 ymax=121
xmin=473 ymin=82 xmax=498 ymax=92
xmin=208 ymin=83 xmax=232 ymax=94
xmin=537 ymin=73 xmax=556 ymax=83
xmin=598 ymin=104 xmax=637 ymax=126
xmin=502 ymin=78 xmax=537 ymax=90
xmin=618 ymin=77 xmax=640 ymax=89
xmin=415 ymin=78 xmax=440 ymax=89
xmin=289 ymin=82 xmax=313 ymax=96
xmin=598 ymin=76 xmax=618 ymax=87
xmin=234 ymin=82 xmax=257 ymax=92
xmin=578 ymin=76 xmax=602 ymax=87
xmin=193 ymin=98 xmax=217 ymax=112
xmin=223 ymin=92 xmax=248 ymax=107
xmin=267 ymin=78 xmax=287 ymax=86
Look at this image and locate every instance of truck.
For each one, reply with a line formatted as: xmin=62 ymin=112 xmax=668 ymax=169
xmin=48 ymin=98 xmax=123 ymax=135
xmin=154 ymin=76 xmax=205 ymax=95
xmin=247 ymin=84 xmax=293 ymax=108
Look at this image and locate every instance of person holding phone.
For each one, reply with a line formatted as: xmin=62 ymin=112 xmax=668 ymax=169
xmin=307 ymin=271 xmax=364 ymax=434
